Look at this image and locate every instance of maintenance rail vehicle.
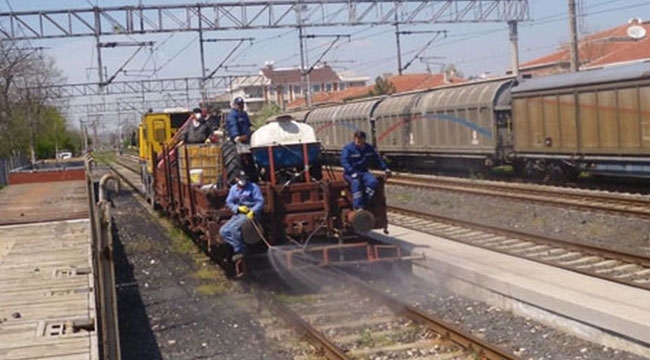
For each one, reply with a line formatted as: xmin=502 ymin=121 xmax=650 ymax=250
xmin=139 ymin=111 xmax=408 ymax=276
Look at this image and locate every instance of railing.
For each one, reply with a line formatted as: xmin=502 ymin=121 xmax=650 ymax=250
xmin=0 ymin=154 xmax=28 ymax=185
xmin=86 ymin=157 xmax=122 ymax=360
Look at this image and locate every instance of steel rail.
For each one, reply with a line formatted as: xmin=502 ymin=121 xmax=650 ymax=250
xmin=388 ymin=205 xmax=650 ymax=291
xmin=387 ymin=173 xmax=650 ymax=219
xmin=349 ymin=279 xmax=519 ymax=360
xmin=269 ymin=273 xmax=519 ymax=360
xmin=107 ymin=155 xmax=520 ymax=358
xmin=268 ymin=295 xmax=351 ymax=360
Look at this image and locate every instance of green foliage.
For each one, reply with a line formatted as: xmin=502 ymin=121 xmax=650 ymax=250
xmin=33 ymin=106 xmax=77 ymax=158
xmin=0 ymin=45 xmax=67 ymax=160
xmin=251 ymin=103 xmax=282 ymax=129
xmin=369 ymin=76 xmax=397 ymax=96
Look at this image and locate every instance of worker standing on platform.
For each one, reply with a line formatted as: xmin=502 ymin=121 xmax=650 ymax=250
xmin=341 ymin=130 xmax=391 ymax=210
xmin=225 ymin=97 xmax=251 ymax=144
xmin=220 ymin=171 xmax=264 ymax=261
xmin=205 ymin=106 xmax=222 ymax=133
xmin=182 ymin=107 xmax=211 ymax=144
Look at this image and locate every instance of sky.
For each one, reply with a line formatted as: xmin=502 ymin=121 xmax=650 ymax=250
xmin=2 ymin=0 xmax=649 ymax=128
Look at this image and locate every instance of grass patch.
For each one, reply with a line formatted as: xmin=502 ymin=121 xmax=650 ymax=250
xmin=169 ymin=228 xmax=197 ymax=254
xmin=490 ymin=165 xmax=514 ymax=174
xmin=195 ymin=283 xmax=229 ymax=296
xmin=274 ymin=293 xmax=322 ymax=304
xmin=528 ymin=216 xmax=545 ymax=226
xmin=124 ymin=239 xmax=158 ymax=253
xmin=395 ymin=193 xmax=414 ymax=202
xmin=359 ymin=329 xmax=375 ymax=347
xmin=193 ymin=266 xmax=222 ymax=280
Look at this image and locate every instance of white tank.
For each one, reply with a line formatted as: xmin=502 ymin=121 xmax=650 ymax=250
xmin=251 ymin=116 xmax=317 ymax=147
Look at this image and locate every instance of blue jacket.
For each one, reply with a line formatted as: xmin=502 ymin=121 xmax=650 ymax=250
xmin=226 ymin=108 xmax=252 ymax=142
xmin=341 ymin=142 xmax=388 ymax=175
xmin=226 ymin=182 xmax=264 ymax=215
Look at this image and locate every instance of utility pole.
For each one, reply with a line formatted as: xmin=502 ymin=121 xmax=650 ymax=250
xmin=396 ymin=30 xmax=448 ymax=74
xmin=93 ymin=119 xmax=99 ymax=151
xmin=298 ymin=25 xmax=311 ymax=108
xmin=395 ymin=16 xmax=403 ymax=75
xmin=300 ymin=33 xmax=350 ymax=108
xmin=117 ymin=112 xmax=122 ymax=150
xmin=568 ymin=0 xmax=580 ymax=72
xmin=198 ymin=6 xmax=207 ymax=101
xmin=79 ymin=119 xmax=88 ymax=154
xmin=508 ymin=21 xmax=520 ymax=76
xmin=201 ymin=37 xmax=254 ymax=103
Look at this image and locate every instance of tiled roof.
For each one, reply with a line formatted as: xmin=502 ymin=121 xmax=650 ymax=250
xmin=386 ymin=73 xmax=464 ymax=92
xmin=520 ymin=21 xmax=650 ymax=70
xmin=287 ymin=86 xmax=370 ymax=108
xmin=287 ymin=72 xmax=465 ymax=108
xmin=261 ymin=64 xmax=341 ymax=85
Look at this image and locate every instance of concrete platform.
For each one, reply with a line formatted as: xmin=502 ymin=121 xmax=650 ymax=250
xmin=367 ymin=224 xmax=650 ymax=357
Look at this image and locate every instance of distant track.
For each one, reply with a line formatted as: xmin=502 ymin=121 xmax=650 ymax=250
xmin=387 ymin=172 xmax=650 ymax=219
xmin=387 ymin=205 xmax=650 ymax=291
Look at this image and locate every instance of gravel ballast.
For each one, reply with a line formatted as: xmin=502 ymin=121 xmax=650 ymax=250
xmin=383 ymin=183 xmax=650 ymax=359
xmin=386 ymin=184 xmax=650 ymax=257
xmin=111 ymin=193 xmax=290 ymax=360
xmin=106 ymin=174 xmax=649 ymax=359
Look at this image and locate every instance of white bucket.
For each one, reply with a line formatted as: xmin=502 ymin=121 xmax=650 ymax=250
xmin=189 ymin=169 xmax=204 ymax=185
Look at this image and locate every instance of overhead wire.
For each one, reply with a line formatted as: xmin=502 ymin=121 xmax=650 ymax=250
xmin=151 ymin=34 xmax=200 ymax=76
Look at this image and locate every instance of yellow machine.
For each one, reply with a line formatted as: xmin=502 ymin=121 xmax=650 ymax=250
xmin=139 ymin=109 xmax=191 ymax=171
xmin=138 ymin=108 xmax=192 ymax=202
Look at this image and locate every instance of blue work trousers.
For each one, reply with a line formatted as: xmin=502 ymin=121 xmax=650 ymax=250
xmin=344 ymin=171 xmax=378 ymax=209
xmin=219 ymin=214 xmax=249 ymax=253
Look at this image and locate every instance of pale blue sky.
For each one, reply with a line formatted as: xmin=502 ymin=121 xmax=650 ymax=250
xmin=4 ymin=0 xmax=649 ymax=84
xmin=2 ymin=0 xmax=649 ymax=130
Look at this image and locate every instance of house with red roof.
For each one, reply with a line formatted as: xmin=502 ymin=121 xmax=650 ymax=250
xmin=212 ymin=63 xmax=370 ymax=113
xmin=287 ymin=71 xmax=464 ymax=109
xmin=518 ymin=18 xmax=650 ymax=76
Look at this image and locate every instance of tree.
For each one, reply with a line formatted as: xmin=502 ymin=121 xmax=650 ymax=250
xmin=251 ymin=103 xmax=281 ymax=129
xmin=369 ymin=76 xmax=397 ymax=96
xmin=0 ymin=41 xmax=67 ymax=160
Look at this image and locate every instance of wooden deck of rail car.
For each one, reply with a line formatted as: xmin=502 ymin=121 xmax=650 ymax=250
xmin=0 ymin=181 xmax=98 ymax=360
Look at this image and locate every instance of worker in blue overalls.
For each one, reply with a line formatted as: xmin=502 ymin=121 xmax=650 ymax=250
xmin=220 ymin=171 xmax=264 ymax=261
xmin=341 ymin=130 xmax=391 ymax=210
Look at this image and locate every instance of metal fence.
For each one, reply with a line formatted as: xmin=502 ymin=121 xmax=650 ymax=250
xmin=0 ymin=155 xmax=28 ymax=186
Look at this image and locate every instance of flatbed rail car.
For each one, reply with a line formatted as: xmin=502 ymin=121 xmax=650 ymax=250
xmin=144 ymin=115 xmax=406 ymax=276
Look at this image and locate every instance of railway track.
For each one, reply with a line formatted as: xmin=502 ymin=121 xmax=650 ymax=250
xmin=387 ymin=172 xmax=650 ymax=219
xmin=265 ymin=279 xmax=518 ymax=360
xmin=104 ymin=155 xmax=519 ymax=359
xmin=387 ymin=205 xmax=650 ymax=291
xmin=109 ymin=156 xmax=650 ymax=290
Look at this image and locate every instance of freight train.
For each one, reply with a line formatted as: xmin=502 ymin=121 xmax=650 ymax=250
xmin=138 ymin=111 xmax=404 ymax=277
xmin=292 ymin=61 xmax=650 ymax=180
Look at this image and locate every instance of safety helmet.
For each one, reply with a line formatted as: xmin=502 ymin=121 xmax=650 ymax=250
xmin=236 ymin=170 xmax=250 ymax=181
xmin=233 ymin=97 xmax=245 ymax=106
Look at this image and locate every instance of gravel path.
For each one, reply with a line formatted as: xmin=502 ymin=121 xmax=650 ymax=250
xmin=386 ymin=185 xmax=650 ymax=257
xmin=112 ymin=192 xmax=290 ymax=360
